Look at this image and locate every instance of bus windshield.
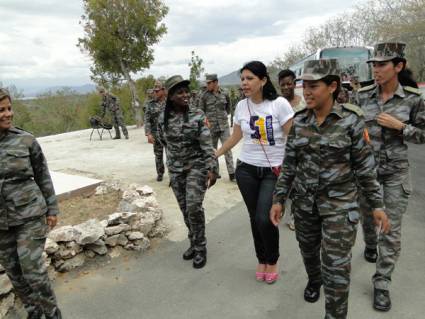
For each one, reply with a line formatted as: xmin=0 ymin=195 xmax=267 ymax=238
xmin=320 ymin=47 xmax=372 ymax=83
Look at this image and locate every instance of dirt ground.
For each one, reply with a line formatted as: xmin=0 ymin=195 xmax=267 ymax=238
xmin=57 ymin=190 xmax=122 ymax=227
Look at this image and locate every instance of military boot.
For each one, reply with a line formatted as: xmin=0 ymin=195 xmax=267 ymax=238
xmin=27 ymin=307 xmax=43 ymax=319
xmin=304 ymin=281 xmax=322 ymax=303
xmin=182 ymin=246 xmax=195 ymax=260
xmin=45 ymin=308 xmax=62 ymax=319
xmin=229 ymin=173 xmax=236 ymax=182
xmin=192 ymin=250 xmax=207 ymax=269
xmin=364 ymin=247 xmax=378 ymax=263
xmin=113 ymin=135 xmax=121 ymax=140
xmin=373 ymin=288 xmax=391 ymax=311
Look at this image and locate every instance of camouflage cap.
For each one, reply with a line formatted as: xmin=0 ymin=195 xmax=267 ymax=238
xmin=367 ymin=42 xmax=406 ymax=63
xmin=0 ymin=88 xmax=11 ymax=101
xmin=205 ymin=74 xmax=218 ymax=82
xmin=164 ymin=75 xmax=190 ymax=92
xmin=300 ymin=59 xmax=340 ymax=81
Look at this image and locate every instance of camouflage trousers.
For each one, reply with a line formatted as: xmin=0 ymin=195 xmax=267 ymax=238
xmin=169 ymin=168 xmax=208 ymax=252
xmin=360 ymin=179 xmax=411 ymax=290
xmin=294 ymin=205 xmax=357 ymax=319
xmin=0 ymin=216 xmax=58 ymax=317
xmin=153 ymin=138 xmax=165 ymax=176
xmin=112 ymin=112 xmax=128 ymax=138
xmin=211 ymin=129 xmax=235 ymax=176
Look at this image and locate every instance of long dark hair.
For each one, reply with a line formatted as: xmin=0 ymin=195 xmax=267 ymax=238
xmin=163 ymin=82 xmax=189 ymax=130
xmin=240 ymin=61 xmax=278 ymax=101
xmin=390 ymin=58 xmax=418 ymax=88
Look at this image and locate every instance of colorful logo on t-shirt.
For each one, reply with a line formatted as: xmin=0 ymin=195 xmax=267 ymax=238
xmin=250 ymin=115 xmax=275 ymax=146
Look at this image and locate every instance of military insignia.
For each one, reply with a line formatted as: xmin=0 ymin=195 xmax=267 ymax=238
xmin=363 ymin=128 xmax=371 ymax=144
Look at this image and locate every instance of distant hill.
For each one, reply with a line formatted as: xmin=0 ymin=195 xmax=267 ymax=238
xmin=24 ymin=84 xmax=96 ymax=98
xmin=219 ymin=71 xmax=240 ymax=86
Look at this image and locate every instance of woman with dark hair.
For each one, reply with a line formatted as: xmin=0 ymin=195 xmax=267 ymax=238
xmin=270 ymin=59 xmax=389 ymax=319
xmin=0 ymin=88 xmax=62 ymax=319
xmin=157 ymin=75 xmax=217 ymax=269
xmin=216 ymin=61 xmax=294 ymax=283
xmin=355 ymin=42 xmax=425 ymax=312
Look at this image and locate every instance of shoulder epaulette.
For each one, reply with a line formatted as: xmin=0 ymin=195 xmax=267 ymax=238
xmin=403 ymin=86 xmax=421 ymax=95
xmin=358 ymin=84 xmax=376 ymax=93
xmin=342 ymin=103 xmax=364 ymax=117
xmin=9 ymin=126 xmax=33 ymax=135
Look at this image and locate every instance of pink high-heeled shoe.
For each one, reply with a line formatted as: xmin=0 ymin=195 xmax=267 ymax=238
xmin=265 ymin=272 xmax=279 ymax=284
xmin=255 ymin=272 xmax=266 ymax=282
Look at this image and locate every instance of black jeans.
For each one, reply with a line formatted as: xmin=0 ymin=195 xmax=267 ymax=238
xmin=235 ymin=160 xmax=279 ymax=265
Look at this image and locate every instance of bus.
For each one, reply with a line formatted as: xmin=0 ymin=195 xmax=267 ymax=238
xmin=290 ymin=46 xmax=375 ymax=88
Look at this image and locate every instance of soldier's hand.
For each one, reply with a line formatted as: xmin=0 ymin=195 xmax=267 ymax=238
xmin=377 ymin=113 xmax=405 ymax=131
xmin=270 ymin=203 xmax=284 ymax=226
xmin=207 ymin=171 xmax=217 ymax=189
xmin=47 ymin=216 xmax=58 ymax=229
xmin=372 ymin=209 xmax=391 ymax=234
xmin=147 ymin=134 xmax=155 ymax=144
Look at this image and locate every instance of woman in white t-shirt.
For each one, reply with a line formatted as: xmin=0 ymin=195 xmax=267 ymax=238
xmin=216 ymin=61 xmax=294 ymax=284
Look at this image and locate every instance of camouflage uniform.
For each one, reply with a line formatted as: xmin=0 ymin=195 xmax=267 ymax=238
xmin=355 ymin=43 xmax=425 ymax=292
xmin=273 ymin=60 xmax=384 ymax=319
xmin=101 ymin=93 xmax=129 ymax=139
xmin=144 ymin=99 xmax=165 ymax=178
xmin=198 ymin=74 xmax=235 ymax=178
xmin=0 ymin=124 xmax=60 ymax=318
xmin=158 ymin=76 xmax=217 ymax=254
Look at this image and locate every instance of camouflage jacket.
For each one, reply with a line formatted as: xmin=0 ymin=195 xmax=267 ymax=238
xmin=354 ymin=84 xmax=425 ymax=184
xmin=101 ymin=93 xmax=122 ymax=117
xmin=0 ymin=127 xmax=59 ymax=230
xmin=198 ymin=88 xmax=231 ymax=132
xmin=144 ymin=99 xmax=165 ymax=136
xmin=157 ymin=108 xmax=218 ymax=174
xmin=273 ymin=103 xmax=383 ymax=216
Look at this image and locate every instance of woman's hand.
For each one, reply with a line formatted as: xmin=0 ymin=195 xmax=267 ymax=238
xmin=147 ymin=134 xmax=155 ymax=144
xmin=47 ymin=216 xmax=58 ymax=229
xmin=372 ymin=209 xmax=391 ymax=234
xmin=270 ymin=203 xmax=284 ymax=226
xmin=207 ymin=171 xmax=217 ymax=189
xmin=377 ymin=113 xmax=405 ymax=131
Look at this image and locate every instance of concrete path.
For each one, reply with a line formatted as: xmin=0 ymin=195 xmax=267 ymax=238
xmin=45 ymin=144 xmax=425 ymax=319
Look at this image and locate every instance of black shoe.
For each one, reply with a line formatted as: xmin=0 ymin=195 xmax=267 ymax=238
xmin=304 ymin=281 xmax=321 ymax=303
xmin=156 ymin=175 xmax=163 ymax=182
xmin=45 ymin=308 xmax=62 ymax=319
xmin=229 ymin=173 xmax=236 ymax=182
xmin=192 ymin=251 xmax=207 ymax=269
xmin=182 ymin=246 xmax=195 ymax=260
xmin=364 ymin=247 xmax=378 ymax=263
xmin=125 ymin=135 xmax=129 ymax=139
xmin=374 ymin=288 xmax=391 ymax=311
xmin=113 ymin=136 xmax=121 ymax=140
xmin=28 ymin=308 xmax=43 ymax=319
xmin=217 ymin=174 xmax=222 ymax=179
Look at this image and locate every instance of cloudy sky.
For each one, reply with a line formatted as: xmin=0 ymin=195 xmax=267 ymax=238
xmin=0 ymin=0 xmax=363 ymax=93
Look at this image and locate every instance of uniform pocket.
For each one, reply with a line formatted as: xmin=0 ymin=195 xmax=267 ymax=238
xmin=31 ymin=217 xmax=49 ymax=240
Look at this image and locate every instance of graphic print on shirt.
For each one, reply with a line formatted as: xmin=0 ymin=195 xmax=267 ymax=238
xmin=250 ymin=115 xmax=275 ymax=146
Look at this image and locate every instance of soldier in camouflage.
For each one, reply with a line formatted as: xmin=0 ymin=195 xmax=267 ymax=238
xmin=144 ymin=81 xmax=166 ymax=181
xmin=98 ymin=87 xmax=129 ymax=139
xmin=354 ymin=42 xmax=425 ymax=312
xmin=269 ymin=60 xmax=390 ymax=319
xmin=157 ymin=76 xmax=218 ymax=269
xmin=198 ymin=74 xmax=235 ymax=181
xmin=0 ymin=88 xmax=62 ymax=319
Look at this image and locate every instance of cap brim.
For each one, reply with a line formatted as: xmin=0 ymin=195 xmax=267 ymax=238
xmin=299 ymin=74 xmax=324 ymax=81
xmin=168 ymin=80 xmax=190 ymax=92
xmin=367 ymin=56 xmax=397 ymax=63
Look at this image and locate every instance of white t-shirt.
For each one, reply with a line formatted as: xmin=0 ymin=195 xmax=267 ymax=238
xmin=233 ymin=97 xmax=294 ymax=167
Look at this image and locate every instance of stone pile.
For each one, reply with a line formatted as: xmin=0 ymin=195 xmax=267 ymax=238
xmin=0 ymin=183 xmax=167 ymax=316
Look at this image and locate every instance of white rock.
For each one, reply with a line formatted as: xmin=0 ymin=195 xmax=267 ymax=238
xmin=136 ymin=185 xmax=154 ymax=196
xmin=132 ymin=216 xmax=155 ymax=235
xmin=122 ymin=190 xmax=140 ymax=201
xmin=95 ymin=185 xmax=108 ymax=195
xmin=116 ymin=234 xmax=128 ymax=246
xmin=105 ymin=224 xmax=130 ymax=236
xmin=54 ymin=243 xmax=81 ymax=260
xmin=0 ymin=273 xmax=13 ymax=295
xmin=74 ymin=219 xmax=105 ymax=245
xmin=86 ymin=239 xmax=108 ymax=255
xmin=48 ymin=226 xmax=79 ymax=242
xmin=45 ymin=238 xmax=59 ymax=255
xmin=85 ymin=250 xmax=96 ymax=258
xmin=109 ymin=247 xmax=123 ymax=258
xmin=107 ymin=212 xmax=138 ymax=226
xmin=0 ymin=292 xmax=15 ymax=318
xmin=56 ymin=254 xmax=85 ymax=272
xmin=148 ymin=222 xmax=168 ymax=238
xmin=127 ymin=231 xmax=144 ymax=241
xmin=100 ymin=220 xmax=108 ymax=228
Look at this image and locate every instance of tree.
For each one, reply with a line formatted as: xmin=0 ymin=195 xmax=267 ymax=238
xmin=188 ymin=51 xmax=205 ymax=91
xmin=78 ymin=0 xmax=169 ymax=127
